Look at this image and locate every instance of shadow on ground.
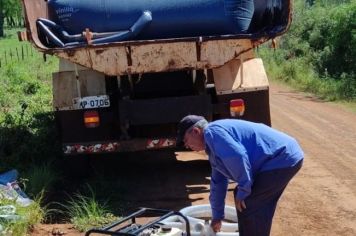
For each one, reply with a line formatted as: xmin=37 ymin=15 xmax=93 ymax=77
xmin=59 ymin=150 xmax=211 ymax=217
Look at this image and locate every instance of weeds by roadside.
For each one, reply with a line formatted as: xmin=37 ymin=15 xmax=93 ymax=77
xmin=0 ymin=29 xmax=60 ymax=172
xmin=58 ymin=186 xmax=118 ymax=232
xmin=0 ymin=196 xmax=44 ymax=236
xmin=257 ymin=0 xmax=356 ymax=103
xmin=1 ymin=28 xmax=123 ymax=235
xmin=0 ymin=28 xmax=61 ymax=235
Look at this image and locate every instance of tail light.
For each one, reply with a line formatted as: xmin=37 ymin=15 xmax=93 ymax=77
xmin=230 ymin=99 xmax=245 ymax=117
xmin=84 ymin=110 xmax=100 ymax=128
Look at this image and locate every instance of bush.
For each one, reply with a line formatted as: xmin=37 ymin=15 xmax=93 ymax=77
xmin=258 ymin=0 xmax=356 ymax=101
xmin=61 ymin=187 xmax=117 ymax=232
xmin=0 ymin=29 xmax=60 ymax=235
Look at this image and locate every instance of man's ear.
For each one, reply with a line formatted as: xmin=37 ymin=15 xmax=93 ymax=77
xmin=192 ymin=127 xmax=201 ymax=135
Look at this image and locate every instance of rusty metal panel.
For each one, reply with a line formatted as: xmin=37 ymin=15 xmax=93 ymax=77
xmin=51 ymin=39 xmax=256 ymax=76
xmin=200 ymin=39 xmax=253 ymax=68
xmin=21 ymin=0 xmax=48 ymax=50
xmin=130 ymin=42 xmax=197 ymax=73
xmin=56 ymin=47 xmax=129 ymax=76
xmin=59 ymin=59 xmax=88 ymax=72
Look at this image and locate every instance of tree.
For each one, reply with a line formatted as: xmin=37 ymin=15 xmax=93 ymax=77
xmin=4 ymin=0 xmax=22 ymax=28
xmin=0 ymin=0 xmax=4 ymax=37
xmin=0 ymin=0 xmax=22 ymax=36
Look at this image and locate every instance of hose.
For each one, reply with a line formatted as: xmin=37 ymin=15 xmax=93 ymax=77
xmin=161 ymin=205 xmax=239 ymax=236
xmin=37 ymin=11 xmax=152 ymax=47
xmin=36 ymin=20 xmax=65 ymax=47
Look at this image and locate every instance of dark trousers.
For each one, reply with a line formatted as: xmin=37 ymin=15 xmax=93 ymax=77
xmin=235 ymin=160 xmax=303 ymax=236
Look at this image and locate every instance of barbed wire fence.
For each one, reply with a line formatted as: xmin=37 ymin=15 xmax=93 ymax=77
xmin=0 ymin=43 xmax=38 ymax=68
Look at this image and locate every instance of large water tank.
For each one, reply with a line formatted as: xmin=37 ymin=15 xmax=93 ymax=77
xmin=47 ymin=0 xmax=255 ymax=40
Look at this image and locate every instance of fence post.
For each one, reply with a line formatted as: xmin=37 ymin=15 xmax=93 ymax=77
xmin=16 ymin=47 xmax=20 ymax=61
xmin=9 ymin=49 xmax=13 ymax=61
xmin=21 ymin=45 xmax=24 ymax=60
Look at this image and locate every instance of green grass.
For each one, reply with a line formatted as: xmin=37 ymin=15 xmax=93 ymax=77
xmin=0 ymin=197 xmax=44 ymax=236
xmin=22 ymin=164 xmax=60 ymax=198
xmin=0 ymin=28 xmax=60 ymax=170
xmin=60 ymin=187 xmax=118 ymax=232
xmin=0 ymin=28 xmax=60 ymax=235
xmin=0 ymin=28 xmax=124 ymax=235
xmin=257 ymin=46 xmax=356 ymax=112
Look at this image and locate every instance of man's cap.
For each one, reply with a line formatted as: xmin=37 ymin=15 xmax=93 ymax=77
xmin=176 ymin=115 xmax=205 ymax=147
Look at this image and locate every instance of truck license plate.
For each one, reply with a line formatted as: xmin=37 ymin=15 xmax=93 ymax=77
xmin=73 ymin=95 xmax=110 ymax=109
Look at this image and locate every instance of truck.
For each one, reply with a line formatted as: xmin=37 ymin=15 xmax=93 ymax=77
xmin=20 ymin=0 xmax=291 ymax=155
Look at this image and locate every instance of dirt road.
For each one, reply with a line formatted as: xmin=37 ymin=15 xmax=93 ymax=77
xmin=268 ymin=83 xmax=356 ymax=235
xmin=33 ymin=82 xmax=356 ymax=235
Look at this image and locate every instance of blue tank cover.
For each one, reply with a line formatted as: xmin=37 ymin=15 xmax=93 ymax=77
xmin=37 ymin=0 xmax=288 ymax=47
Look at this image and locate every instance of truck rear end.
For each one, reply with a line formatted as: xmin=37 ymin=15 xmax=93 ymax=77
xmin=20 ymin=0 xmax=291 ymax=155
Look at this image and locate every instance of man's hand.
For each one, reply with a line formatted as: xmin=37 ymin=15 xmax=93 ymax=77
xmin=235 ymin=199 xmax=246 ymax=212
xmin=210 ymin=219 xmax=222 ymax=232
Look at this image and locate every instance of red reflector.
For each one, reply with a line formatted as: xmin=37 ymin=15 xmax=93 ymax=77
xmin=230 ymin=99 xmax=245 ymax=117
xmin=84 ymin=110 xmax=100 ymax=128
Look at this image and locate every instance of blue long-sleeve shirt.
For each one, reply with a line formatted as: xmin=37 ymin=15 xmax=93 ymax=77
xmin=203 ymin=119 xmax=304 ymax=220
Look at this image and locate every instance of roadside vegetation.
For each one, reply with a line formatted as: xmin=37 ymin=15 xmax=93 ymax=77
xmin=0 ymin=28 xmax=59 ymax=235
xmin=258 ymin=0 xmax=356 ymax=103
xmin=0 ymin=198 xmax=44 ymax=236
xmin=0 ymin=29 xmax=118 ymax=235
xmin=0 ymin=0 xmax=355 ymax=235
xmin=59 ymin=186 xmax=117 ymax=232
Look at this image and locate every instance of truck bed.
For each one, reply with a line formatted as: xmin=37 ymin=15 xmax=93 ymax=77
xmin=21 ymin=0 xmax=291 ymax=76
